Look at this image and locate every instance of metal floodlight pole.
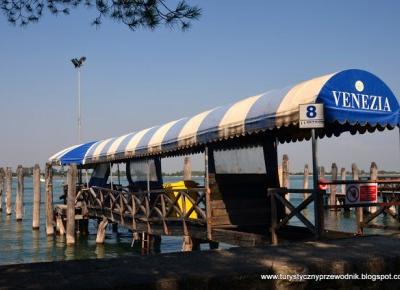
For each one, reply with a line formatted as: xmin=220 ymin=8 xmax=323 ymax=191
xmin=78 ymin=67 xmax=81 ymax=143
xmin=71 ymin=56 xmax=86 ymax=143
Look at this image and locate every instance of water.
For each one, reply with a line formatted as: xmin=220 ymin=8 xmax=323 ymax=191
xmin=0 ymin=175 xmax=398 ymax=266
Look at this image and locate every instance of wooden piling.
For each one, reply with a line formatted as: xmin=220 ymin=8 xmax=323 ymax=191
xmin=32 ymin=164 xmax=41 ymax=230
xmin=303 ymin=164 xmax=309 ymax=199
xmin=96 ymin=216 xmax=108 ymax=244
xmin=352 ymin=163 xmax=363 ymax=235
xmin=0 ymin=168 xmax=4 ymax=212
xmin=370 ymin=162 xmax=378 ymax=180
xmin=330 ymin=163 xmax=338 ymax=209
xmin=183 ymin=156 xmax=192 ymax=181
xmin=15 ymin=165 xmax=24 ymax=221
xmin=5 ymin=167 xmax=12 ymax=215
xmin=319 ymin=166 xmax=325 ymax=179
xmin=282 ymin=155 xmax=290 ymax=207
xmin=56 ymin=215 xmax=65 ymax=235
xmin=340 ymin=167 xmax=346 ymax=194
xmin=66 ymin=164 xmax=77 ymax=245
xmin=45 ymin=163 xmax=54 ymax=235
xmin=182 ymin=235 xmax=193 ymax=252
xmin=369 ymin=162 xmax=378 ymax=213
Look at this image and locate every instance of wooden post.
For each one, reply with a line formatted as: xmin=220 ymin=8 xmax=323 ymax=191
xmin=319 ymin=166 xmax=325 ymax=179
xmin=32 ymin=164 xmax=41 ymax=230
xmin=369 ymin=162 xmax=378 ymax=213
xmin=66 ymin=164 xmax=77 ymax=245
xmin=352 ymin=163 xmax=363 ymax=235
xmin=303 ymin=164 xmax=309 ymax=200
xmin=370 ymin=162 xmax=378 ymax=180
xmin=56 ymin=215 xmax=65 ymax=235
xmin=183 ymin=156 xmax=192 ymax=181
xmin=96 ymin=216 xmax=108 ymax=244
xmin=282 ymin=154 xmax=290 ymax=209
xmin=0 ymin=168 xmax=4 ymax=212
xmin=269 ymin=188 xmax=278 ymax=245
xmin=341 ymin=167 xmax=346 ymax=194
xmin=330 ymin=163 xmax=338 ymax=209
xmin=278 ymin=165 xmax=283 ymax=187
xmin=5 ymin=167 xmax=12 ymax=215
xmin=182 ymin=235 xmax=193 ymax=252
xmin=45 ymin=163 xmax=54 ymax=235
xmin=15 ymin=165 xmax=24 ymax=221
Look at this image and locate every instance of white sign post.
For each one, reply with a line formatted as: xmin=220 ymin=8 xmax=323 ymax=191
xmin=298 ymin=103 xmax=325 ymax=238
xmin=299 ymin=104 xmax=324 ymax=129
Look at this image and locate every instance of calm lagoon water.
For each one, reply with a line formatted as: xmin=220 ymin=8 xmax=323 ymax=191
xmin=0 ymin=175 xmax=398 ymax=266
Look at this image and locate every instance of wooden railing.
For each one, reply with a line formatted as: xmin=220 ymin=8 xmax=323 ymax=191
xmin=320 ymin=179 xmax=400 ymax=233
xmin=76 ymin=186 xmax=207 ymax=237
xmin=268 ymin=187 xmax=325 ymax=245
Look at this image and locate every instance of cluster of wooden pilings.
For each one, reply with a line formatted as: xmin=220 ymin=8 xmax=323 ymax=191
xmin=278 ymin=154 xmax=380 ymax=198
xmin=0 ymin=164 xmax=55 ymax=235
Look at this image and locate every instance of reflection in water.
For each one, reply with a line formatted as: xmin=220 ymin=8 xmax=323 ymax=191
xmin=15 ymin=221 xmax=24 ymax=252
xmin=95 ymin=244 xmax=105 ymax=259
xmin=32 ymin=230 xmax=40 ymax=263
xmin=65 ymin=244 xmax=75 ymax=260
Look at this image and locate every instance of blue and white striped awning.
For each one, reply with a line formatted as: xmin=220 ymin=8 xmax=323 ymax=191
xmin=49 ymin=69 xmax=399 ymax=165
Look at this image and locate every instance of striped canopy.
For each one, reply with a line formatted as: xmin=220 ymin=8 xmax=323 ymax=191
xmin=49 ymin=69 xmax=399 ymax=166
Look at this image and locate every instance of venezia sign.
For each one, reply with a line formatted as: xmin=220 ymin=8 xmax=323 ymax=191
xmin=331 ymin=80 xmax=391 ymax=112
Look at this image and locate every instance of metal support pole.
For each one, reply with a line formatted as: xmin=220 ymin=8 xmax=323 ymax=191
xmin=78 ymin=67 xmax=81 ymax=143
xmin=311 ymin=129 xmax=323 ymax=239
xmin=205 ymin=146 xmax=212 ymax=240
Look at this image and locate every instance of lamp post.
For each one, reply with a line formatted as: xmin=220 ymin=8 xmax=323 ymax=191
xmin=71 ymin=56 xmax=86 ymax=143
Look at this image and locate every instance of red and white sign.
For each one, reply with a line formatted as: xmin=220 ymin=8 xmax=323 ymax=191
xmin=345 ymin=183 xmax=378 ymax=204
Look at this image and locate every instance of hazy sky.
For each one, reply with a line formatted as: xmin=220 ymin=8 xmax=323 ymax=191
xmin=0 ymin=0 xmax=399 ymax=172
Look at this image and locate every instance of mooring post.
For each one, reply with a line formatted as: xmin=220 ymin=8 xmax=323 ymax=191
xmin=66 ymin=164 xmax=77 ymax=245
xmin=340 ymin=167 xmax=349 ymax=212
xmin=303 ymin=164 xmax=309 ymax=200
xmin=282 ymin=154 xmax=290 ymax=208
xmin=45 ymin=163 xmax=54 ymax=235
xmin=0 ymin=168 xmax=4 ymax=212
xmin=56 ymin=214 xmax=65 ymax=235
xmin=330 ymin=163 xmax=338 ymax=209
xmin=340 ymin=167 xmax=346 ymax=194
xmin=183 ymin=156 xmax=192 ymax=181
xmin=15 ymin=165 xmax=24 ymax=221
xmin=5 ymin=167 xmax=12 ymax=215
xmin=319 ymin=166 xmax=325 ymax=178
xmin=352 ymin=163 xmax=363 ymax=235
xmin=369 ymin=162 xmax=378 ymax=213
xmin=96 ymin=216 xmax=108 ymax=244
xmin=32 ymin=164 xmax=41 ymax=230
xmin=182 ymin=235 xmax=193 ymax=252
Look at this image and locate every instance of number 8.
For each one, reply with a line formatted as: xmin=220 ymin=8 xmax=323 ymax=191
xmin=306 ymin=105 xmax=317 ymax=118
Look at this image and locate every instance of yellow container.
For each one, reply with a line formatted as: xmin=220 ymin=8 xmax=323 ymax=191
xmin=163 ymin=180 xmax=199 ymax=219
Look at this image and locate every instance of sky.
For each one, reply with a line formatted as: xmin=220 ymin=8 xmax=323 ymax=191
xmin=0 ymin=0 xmax=399 ymax=172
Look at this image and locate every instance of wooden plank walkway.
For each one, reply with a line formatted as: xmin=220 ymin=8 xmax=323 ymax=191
xmin=1 ymin=235 xmax=400 ymax=289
